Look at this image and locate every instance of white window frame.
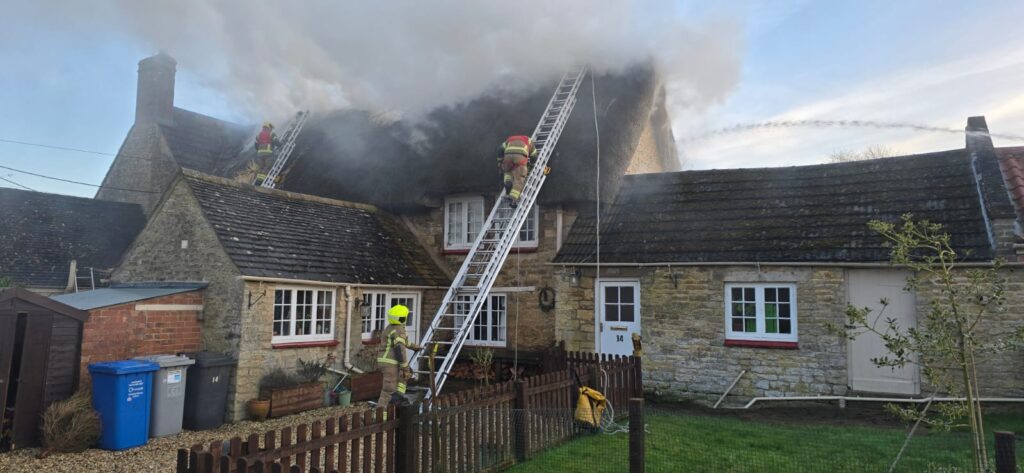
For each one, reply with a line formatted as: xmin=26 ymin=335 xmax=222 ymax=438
xmin=512 ymin=204 xmax=540 ymax=249
xmin=453 ymin=293 xmax=507 ymax=347
xmin=272 ymin=286 xmax=336 ymax=344
xmin=361 ymin=290 xmax=422 ymax=341
xmin=724 ymin=283 xmax=798 ymax=343
xmin=444 ymin=195 xmax=485 ymax=250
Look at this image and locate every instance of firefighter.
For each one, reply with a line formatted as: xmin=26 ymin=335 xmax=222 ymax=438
xmin=376 ymin=304 xmax=421 ymax=407
xmin=254 ymin=122 xmax=278 ymax=155
xmin=498 ymin=135 xmax=538 ymax=207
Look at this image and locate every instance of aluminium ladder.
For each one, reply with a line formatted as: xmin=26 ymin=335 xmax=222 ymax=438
xmin=258 ymin=110 xmax=310 ymax=189
xmin=409 ymin=66 xmax=590 ymax=399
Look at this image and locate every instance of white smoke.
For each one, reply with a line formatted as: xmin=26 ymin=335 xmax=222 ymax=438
xmin=32 ymin=1 xmax=743 ymax=120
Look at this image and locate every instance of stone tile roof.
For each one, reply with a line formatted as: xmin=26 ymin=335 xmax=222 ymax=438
xmin=555 ymin=149 xmax=1004 ymax=264
xmin=161 ymin=108 xmax=252 ymax=175
xmin=181 ymin=170 xmax=449 ymax=286
xmin=0 ymin=189 xmax=146 ymax=288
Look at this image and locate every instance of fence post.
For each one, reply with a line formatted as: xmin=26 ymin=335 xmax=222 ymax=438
xmin=629 ymin=398 xmax=645 ymax=473
xmin=396 ymin=404 xmax=418 ymax=473
xmin=632 ymin=356 xmax=643 ymax=397
xmin=995 ymin=431 xmax=1016 ymax=473
xmin=514 ymin=380 xmax=530 ymax=461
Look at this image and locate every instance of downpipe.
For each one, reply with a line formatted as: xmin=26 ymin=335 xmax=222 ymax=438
xmin=735 ymin=395 xmax=1024 ymax=410
xmin=340 ymin=285 xmax=364 ymax=374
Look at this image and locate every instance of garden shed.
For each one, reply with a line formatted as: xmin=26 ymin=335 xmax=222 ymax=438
xmin=0 ymin=288 xmax=88 ymax=449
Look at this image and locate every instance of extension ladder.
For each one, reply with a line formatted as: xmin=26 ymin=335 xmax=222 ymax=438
xmin=410 ymin=66 xmax=589 ymax=398
xmin=259 ymin=110 xmax=310 ymax=189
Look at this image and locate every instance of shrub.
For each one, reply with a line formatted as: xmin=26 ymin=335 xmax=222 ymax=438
xmin=259 ymin=367 xmax=301 ymax=392
xmin=297 ymin=357 xmax=330 ymax=383
xmin=38 ymin=389 xmax=101 ymax=457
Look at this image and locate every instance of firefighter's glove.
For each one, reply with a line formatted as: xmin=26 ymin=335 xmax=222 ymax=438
xmin=544 ymin=166 xmax=552 ymax=175
xmin=400 ymin=366 xmax=413 ymax=379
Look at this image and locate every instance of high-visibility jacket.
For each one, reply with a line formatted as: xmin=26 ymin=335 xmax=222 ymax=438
xmin=256 ymin=128 xmax=277 ymax=154
xmin=500 ymin=135 xmax=538 ymax=160
xmin=377 ymin=324 xmax=409 ymax=367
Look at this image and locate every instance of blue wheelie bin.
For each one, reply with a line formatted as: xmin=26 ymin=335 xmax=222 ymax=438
xmin=89 ymin=360 xmax=160 ymax=450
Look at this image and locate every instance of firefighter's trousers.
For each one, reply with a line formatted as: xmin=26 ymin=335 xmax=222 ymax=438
xmin=502 ymin=155 xmax=529 ymax=201
xmin=376 ymin=364 xmax=408 ymax=406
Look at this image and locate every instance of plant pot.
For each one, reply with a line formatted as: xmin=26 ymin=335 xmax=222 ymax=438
xmin=247 ymin=399 xmax=270 ymax=421
xmin=337 ymin=389 xmax=352 ymax=407
xmin=350 ymin=371 xmax=383 ymax=402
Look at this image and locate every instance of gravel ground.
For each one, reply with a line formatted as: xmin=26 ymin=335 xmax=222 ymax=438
xmin=0 ymin=403 xmax=370 ymax=473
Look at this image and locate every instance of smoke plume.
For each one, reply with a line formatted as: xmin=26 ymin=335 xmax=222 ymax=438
xmin=34 ymin=1 xmax=742 ymax=120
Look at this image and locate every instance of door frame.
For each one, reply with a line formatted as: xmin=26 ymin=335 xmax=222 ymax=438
xmin=594 ymin=278 xmax=641 ymax=355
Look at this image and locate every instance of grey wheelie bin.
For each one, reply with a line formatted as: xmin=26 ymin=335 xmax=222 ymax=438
xmin=133 ymin=354 xmax=195 ymax=437
xmin=181 ymin=352 xmax=236 ymax=430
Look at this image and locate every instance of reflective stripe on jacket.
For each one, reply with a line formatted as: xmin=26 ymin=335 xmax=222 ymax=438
xmin=501 ymin=135 xmax=537 ymax=159
xmin=377 ymin=324 xmax=408 ymax=367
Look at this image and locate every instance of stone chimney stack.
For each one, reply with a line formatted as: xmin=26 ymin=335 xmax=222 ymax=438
xmin=966 ymin=115 xmax=994 ymax=154
xmin=135 ymin=52 xmax=176 ymax=125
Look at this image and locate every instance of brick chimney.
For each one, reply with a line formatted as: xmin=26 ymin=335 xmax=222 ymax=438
xmin=135 ymin=52 xmax=176 ymax=125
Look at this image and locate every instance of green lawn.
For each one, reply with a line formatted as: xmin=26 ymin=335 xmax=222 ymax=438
xmin=508 ymin=407 xmax=1024 ymax=473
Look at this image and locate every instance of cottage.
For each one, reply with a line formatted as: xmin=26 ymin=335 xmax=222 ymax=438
xmin=113 ymin=170 xmax=450 ymax=419
xmin=553 ymin=116 xmax=1024 ymax=401
xmin=97 ymin=53 xmax=679 ymax=375
xmin=0 ymin=188 xmax=146 ymax=295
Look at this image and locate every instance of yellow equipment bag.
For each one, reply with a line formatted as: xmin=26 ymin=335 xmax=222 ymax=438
xmin=574 ymin=387 xmax=607 ymax=427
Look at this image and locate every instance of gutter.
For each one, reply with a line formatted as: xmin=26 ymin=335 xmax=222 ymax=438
xmin=239 ymin=275 xmax=448 ymax=290
xmin=547 ymin=261 xmax=1024 ymax=269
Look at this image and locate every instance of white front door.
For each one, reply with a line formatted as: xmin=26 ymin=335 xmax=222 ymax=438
xmin=848 ymin=270 xmax=920 ymax=394
xmin=597 ymin=280 xmax=641 ymax=357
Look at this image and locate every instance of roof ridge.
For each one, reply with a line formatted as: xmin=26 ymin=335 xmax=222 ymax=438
xmin=172 ymin=106 xmax=246 ymax=129
xmin=0 ymin=187 xmax=145 ymax=209
xmin=181 ymin=168 xmax=379 ymax=213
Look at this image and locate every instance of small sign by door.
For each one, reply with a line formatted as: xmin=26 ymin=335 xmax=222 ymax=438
xmin=597 ymin=281 xmax=641 ymax=357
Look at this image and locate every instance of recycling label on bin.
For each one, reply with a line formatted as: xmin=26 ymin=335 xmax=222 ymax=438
xmin=167 ymin=369 xmax=182 ymax=384
xmin=127 ymin=379 xmax=145 ymax=402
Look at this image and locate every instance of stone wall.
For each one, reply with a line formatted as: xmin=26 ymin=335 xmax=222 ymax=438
xmin=96 ymin=124 xmax=180 ymax=216
xmin=402 ymin=201 xmax=580 ymax=352
xmin=113 ymin=178 xmax=245 ymax=355
xmin=79 ymin=290 xmax=204 ymax=386
xmin=554 ymin=263 xmax=1024 ymax=401
xmin=624 ymin=117 xmax=665 ymax=175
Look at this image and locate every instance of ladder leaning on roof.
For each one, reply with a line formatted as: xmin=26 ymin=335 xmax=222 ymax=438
xmin=259 ymin=110 xmax=310 ymax=189
xmin=409 ymin=66 xmax=590 ymax=400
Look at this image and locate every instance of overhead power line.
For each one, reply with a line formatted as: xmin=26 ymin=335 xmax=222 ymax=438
xmin=0 ymin=164 xmax=160 ymax=194
xmin=0 ymin=175 xmax=35 ymax=191
xmin=0 ymin=137 xmax=115 ymax=156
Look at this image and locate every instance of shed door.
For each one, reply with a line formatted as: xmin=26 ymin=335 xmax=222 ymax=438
xmin=848 ymin=270 xmax=919 ymax=395
xmin=12 ymin=314 xmax=53 ymax=448
xmin=597 ymin=280 xmax=640 ymax=357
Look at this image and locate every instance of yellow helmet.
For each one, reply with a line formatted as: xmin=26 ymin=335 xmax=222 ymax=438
xmin=387 ymin=304 xmax=409 ymax=325
xmin=263 ymin=121 xmax=274 ymax=129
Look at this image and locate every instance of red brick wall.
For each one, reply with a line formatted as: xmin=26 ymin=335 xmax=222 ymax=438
xmin=79 ymin=290 xmax=204 ymax=385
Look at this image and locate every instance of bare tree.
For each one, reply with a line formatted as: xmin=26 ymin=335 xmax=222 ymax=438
xmin=828 ymin=144 xmax=898 ymax=163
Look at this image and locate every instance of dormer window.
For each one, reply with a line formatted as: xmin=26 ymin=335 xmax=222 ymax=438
xmin=444 ymin=196 xmax=485 ymax=250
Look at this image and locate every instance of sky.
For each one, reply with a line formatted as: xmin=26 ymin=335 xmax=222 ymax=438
xmin=1 ymin=0 xmax=1023 ymax=197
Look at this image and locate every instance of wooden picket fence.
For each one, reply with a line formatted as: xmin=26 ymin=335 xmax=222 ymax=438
xmin=177 ymin=352 xmax=641 ymax=473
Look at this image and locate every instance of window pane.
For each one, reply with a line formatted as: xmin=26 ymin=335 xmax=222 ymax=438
xmin=620 ymin=304 xmax=635 ymax=322
xmin=766 ymin=319 xmax=778 ymax=333
xmin=731 ymin=287 xmax=742 ymax=301
xmin=765 ymin=304 xmax=777 ymax=318
xmin=744 ymin=288 xmax=755 ymax=301
xmin=467 ymin=200 xmax=483 ymax=242
xmin=605 ymin=305 xmax=619 ymax=322
xmin=779 ymin=319 xmax=792 ymax=334
xmin=744 ymin=318 xmax=756 ymax=332
xmin=732 ymin=318 xmax=743 ymax=331
xmin=744 ymin=303 xmax=756 ymax=316
xmin=620 ymin=287 xmax=634 ymax=303
xmin=605 ymin=286 xmax=618 ymax=303
xmin=779 ymin=304 xmax=791 ymax=318
xmin=765 ymin=288 xmax=777 ymax=302
xmin=778 ymin=288 xmax=791 ymax=303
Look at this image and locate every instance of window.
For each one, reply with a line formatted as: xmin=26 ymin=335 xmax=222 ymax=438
xmin=362 ymin=291 xmax=421 ymax=341
xmin=512 ymin=204 xmax=540 ymax=248
xmin=273 ymin=287 xmax=335 ymax=343
xmin=445 ymin=196 xmax=485 ymax=250
xmin=453 ymin=293 xmax=507 ymax=347
xmin=725 ymin=283 xmax=797 ymax=343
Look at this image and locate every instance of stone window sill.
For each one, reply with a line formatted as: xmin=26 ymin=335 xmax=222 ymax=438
xmin=272 ymin=340 xmax=339 ymax=349
xmin=724 ymin=339 xmax=798 ymax=349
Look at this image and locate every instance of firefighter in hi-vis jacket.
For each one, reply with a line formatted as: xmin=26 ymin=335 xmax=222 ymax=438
xmin=376 ymin=305 xmax=421 ymax=406
xmin=498 ymin=135 xmax=538 ymax=207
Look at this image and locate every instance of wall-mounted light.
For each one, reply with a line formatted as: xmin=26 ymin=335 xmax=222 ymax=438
xmin=570 ymin=268 xmax=582 ymax=287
